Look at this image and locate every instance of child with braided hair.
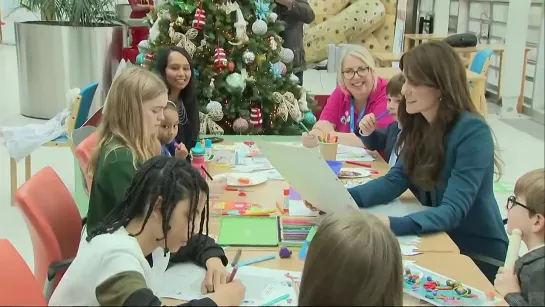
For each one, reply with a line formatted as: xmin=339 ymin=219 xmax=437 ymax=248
xmin=50 ymin=156 xmax=246 ymax=306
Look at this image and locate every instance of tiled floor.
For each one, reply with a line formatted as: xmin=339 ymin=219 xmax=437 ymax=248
xmin=1 ymin=43 xmax=544 ymax=271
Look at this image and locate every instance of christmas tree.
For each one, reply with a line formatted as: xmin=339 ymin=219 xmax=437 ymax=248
xmin=144 ymin=0 xmax=318 ymax=135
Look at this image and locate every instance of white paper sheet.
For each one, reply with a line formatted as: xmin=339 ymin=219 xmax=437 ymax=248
xmin=363 ymin=198 xmax=430 ymax=218
xmin=158 ymin=263 xmax=301 ymax=306
xmin=288 ymin=200 xmax=319 ymax=217
xmin=256 ymin=141 xmax=359 ymax=213
xmin=335 ymin=144 xmax=375 ymax=162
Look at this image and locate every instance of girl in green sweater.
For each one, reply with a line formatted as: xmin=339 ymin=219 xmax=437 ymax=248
xmin=85 ymin=67 xmax=229 ymax=294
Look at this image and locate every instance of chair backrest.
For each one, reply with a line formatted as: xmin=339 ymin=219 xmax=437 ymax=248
xmin=469 ymin=49 xmax=494 ymax=75
xmin=15 ymin=167 xmax=82 ymax=290
xmin=83 ymin=106 xmax=104 ymax=127
xmin=75 ymin=131 xmax=99 ymax=191
xmin=71 ymin=126 xmax=97 ymax=150
xmin=0 ymin=240 xmax=47 ymax=306
xmin=75 ymin=83 xmax=99 ymax=129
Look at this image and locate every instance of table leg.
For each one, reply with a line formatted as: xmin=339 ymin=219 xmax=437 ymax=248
xmin=10 ymin=158 xmax=17 ymax=205
xmin=497 ymin=52 xmax=504 ymax=105
xmin=25 ymin=155 xmax=31 ymax=181
xmin=516 ymin=49 xmax=530 ymax=114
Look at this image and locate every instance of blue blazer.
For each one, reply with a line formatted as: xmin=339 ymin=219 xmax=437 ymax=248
xmin=349 ymin=112 xmax=508 ymax=267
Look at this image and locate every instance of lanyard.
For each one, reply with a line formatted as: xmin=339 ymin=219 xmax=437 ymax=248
xmin=349 ymin=97 xmax=368 ymax=133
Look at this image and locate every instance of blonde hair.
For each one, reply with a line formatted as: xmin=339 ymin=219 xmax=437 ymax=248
xmin=514 ymin=168 xmax=545 ymax=216
xmin=299 ymin=210 xmax=403 ymax=306
xmin=88 ymin=67 xmax=168 ymax=177
xmin=337 ymin=46 xmax=378 ymax=92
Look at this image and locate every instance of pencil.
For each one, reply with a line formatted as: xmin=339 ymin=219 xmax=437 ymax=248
xmin=201 ymin=166 xmax=213 ymax=180
xmin=375 ymin=110 xmax=389 ymax=120
xmin=298 ymin=121 xmax=310 ymax=133
xmin=227 ymin=266 xmax=238 ymax=282
xmin=231 ymin=249 xmax=242 ymax=267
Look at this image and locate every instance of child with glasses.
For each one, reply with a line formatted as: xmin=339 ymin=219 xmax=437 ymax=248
xmin=495 ymin=168 xmax=544 ymax=306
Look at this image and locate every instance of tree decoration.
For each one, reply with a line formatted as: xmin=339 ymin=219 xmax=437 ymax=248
xmin=269 ymin=62 xmax=283 ymax=79
xmin=148 ymin=16 xmax=163 ymax=42
xmin=227 ymin=61 xmax=236 ymax=72
xmin=206 ymin=100 xmax=224 ymax=121
xmin=271 ymin=92 xmax=302 ymax=121
xmin=233 ymin=117 xmax=249 ymax=133
xmin=172 ymin=28 xmax=197 ymax=58
xmin=192 ymin=8 xmax=206 ymax=30
xmin=268 ymin=36 xmax=278 ymax=51
xmin=200 ymin=112 xmax=225 ymax=135
xmin=279 ymin=62 xmax=287 ymax=76
xmin=298 ymin=87 xmax=310 ymax=112
xmin=226 ymin=73 xmax=246 ymax=93
xmin=252 ymin=19 xmax=268 ymax=36
xmin=268 ymin=12 xmax=278 ymax=23
xmin=219 ymin=0 xmax=239 ymax=14
xmin=214 ymin=45 xmax=227 ymax=70
xmin=231 ymin=7 xmax=249 ymax=45
xmin=249 ymin=106 xmax=263 ymax=128
xmin=303 ymin=112 xmax=317 ymax=125
xmin=289 ymin=73 xmax=299 ymax=84
xmin=242 ymin=50 xmax=255 ymax=64
xmin=255 ymin=54 xmax=267 ymax=66
xmin=279 ymin=47 xmax=295 ymax=64
xmin=254 ymin=0 xmax=271 ymax=20
xmin=171 ymin=0 xmax=196 ymax=12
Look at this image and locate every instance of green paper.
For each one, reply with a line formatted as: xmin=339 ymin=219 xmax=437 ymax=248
xmin=306 ymin=226 xmax=317 ymax=242
xmin=217 ymin=216 xmax=280 ymax=247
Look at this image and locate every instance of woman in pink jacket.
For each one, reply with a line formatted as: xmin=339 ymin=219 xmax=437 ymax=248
xmin=302 ymin=46 xmax=394 ymax=147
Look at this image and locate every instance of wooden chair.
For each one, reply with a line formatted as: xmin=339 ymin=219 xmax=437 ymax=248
xmin=9 ymin=83 xmax=98 ymax=204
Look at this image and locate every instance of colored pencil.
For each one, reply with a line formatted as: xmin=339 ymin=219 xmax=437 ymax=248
xmin=231 ymin=249 xmax=242 ymax=267
xmin=262 ymin=293 xmax=290 ymax=306
xmin=201 ymin=166 xmax=213 ymax=180
xmin=298 ymin=121 xmax=310 ymax=133
xmin=346 ymin=161 xmax=372 ymax=168
xmin=375 ymin=110 xmax=389 ymax=120
xmin=227 ymin=266 xmax=238 ymax=282
xmin=237 ymin=254 xmax=276 ymax=267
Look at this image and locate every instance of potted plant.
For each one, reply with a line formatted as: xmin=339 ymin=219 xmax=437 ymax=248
xmin=15 ymin=0 xmax=126 ymax=119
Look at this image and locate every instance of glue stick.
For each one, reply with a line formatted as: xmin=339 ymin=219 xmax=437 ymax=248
xmin=283 ymin=188 xmax=290 ymax=212
xmin=504 ymin=228 xmax=523 ymax=269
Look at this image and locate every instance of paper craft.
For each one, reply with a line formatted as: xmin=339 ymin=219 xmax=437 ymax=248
xmin=403 ymin=262 xmax=499 ymax=306
xmin=217 ymin=216 xmax=281 ymax=246
xmin=212 ymin=148 xmax=235 ymax=166
xmin=256 ymin=141 xmax=359 ymax=213
xmin=158 ymin=263 xmax=301 ymax=306
xmin=336 ymin=144 xmax=375 ymax=162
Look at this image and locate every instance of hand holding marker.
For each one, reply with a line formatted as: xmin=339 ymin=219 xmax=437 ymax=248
xmin=228 ymin=249 xmax=242 ymax=282
xmin=358 ymin=110 xmax=389 ymax=136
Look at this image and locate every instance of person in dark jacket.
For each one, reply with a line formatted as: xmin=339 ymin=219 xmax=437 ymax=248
xmin=275 ymin=0 xmax=315 ymax=85
xmin=154 ymin=47 xmax=200 ymax=156
xmin=358 ymin=73 xmax=405 ymax=165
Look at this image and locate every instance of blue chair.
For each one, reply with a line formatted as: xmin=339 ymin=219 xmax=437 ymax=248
xmin=9 ymin=83 xmax=98 ymax=203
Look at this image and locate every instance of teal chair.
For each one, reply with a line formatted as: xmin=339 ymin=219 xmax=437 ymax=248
xmin=10 ymin=83 xmax=99 ymax=204
xmin=468 ymin=49 xmax=493 ymax=116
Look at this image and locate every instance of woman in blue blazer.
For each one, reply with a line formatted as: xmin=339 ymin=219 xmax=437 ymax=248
xmin=344 ymin=41 xmax=507 ymax=282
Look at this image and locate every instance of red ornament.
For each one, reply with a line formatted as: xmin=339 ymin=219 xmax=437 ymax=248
xmin=214 ymin=47 xmax=227 ymax=70
xmin=227 ymin=61 xmax=236 ymax=72
xmin=250 ymin=106 xmax=263 ymax=128
xmin=192 ymin=8 xmax=206 ymax=30
xmin=145 ymin=53 xmax=154 ymax=61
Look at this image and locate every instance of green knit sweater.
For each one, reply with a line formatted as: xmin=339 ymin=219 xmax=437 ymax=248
xmin=86 ymin=140 xmax=137 ymax=233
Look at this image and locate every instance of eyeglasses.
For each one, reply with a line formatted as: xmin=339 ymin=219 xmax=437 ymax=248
xmin=342 ymin=66 xmax=370 ymax=80
xmin=506 ymin=195 xmax=536 ymax=213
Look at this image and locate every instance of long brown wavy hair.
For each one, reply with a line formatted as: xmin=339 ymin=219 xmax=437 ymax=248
xmin=397 ymin=41 xmax=502 ymax=189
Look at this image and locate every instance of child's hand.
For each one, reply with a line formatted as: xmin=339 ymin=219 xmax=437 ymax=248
xmin=208 ymin=280 xmax=246 ymax=306
xmin=202 ymin=257 xmax=229 ymax=294
xmin=494 ymin=266 xmax=521 ymax=297
xmin=358 ymin=113 xmax=377 ymax=136
xmin=175 ymin=142 xmax=189 ymax=159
